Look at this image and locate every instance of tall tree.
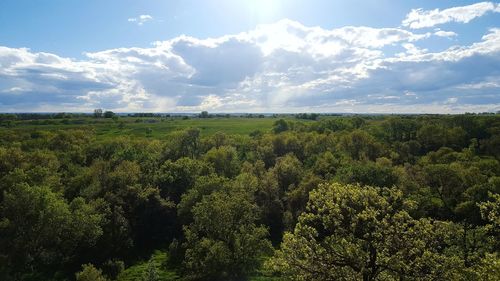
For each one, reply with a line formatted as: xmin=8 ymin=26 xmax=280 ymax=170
xmin=182 ymin=179 xmax=272 ymax=280
xmin=268 ymin=182 xmax=462 ymax=281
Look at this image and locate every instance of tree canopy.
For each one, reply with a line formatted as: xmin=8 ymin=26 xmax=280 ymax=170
xmin=0 ymin=114 xmax=499 ymax=280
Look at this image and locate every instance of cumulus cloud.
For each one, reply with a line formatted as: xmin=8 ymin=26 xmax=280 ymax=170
xmin=128 ymin=14 xmax=153 ymax=26
xmin=402 ymin=2 xmax=500 ymax=29
xmin=434 ymin=30 xmax=457 ymax=38
xmin=1 ymin=18 xmax=499 ymax=113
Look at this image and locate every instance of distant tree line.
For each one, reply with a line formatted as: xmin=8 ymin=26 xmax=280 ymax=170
xmin=198 ymin=111 xmax=233 ymax=118
xmin=128 ymin=113 xmax=165 ymax=118
xmin=93 ymin=109 xmax=115 ymax=118
xmin=0 ymin=112 xmax=89 ymax=121
xmin=295 ymin=113 xmax=319 ymax=120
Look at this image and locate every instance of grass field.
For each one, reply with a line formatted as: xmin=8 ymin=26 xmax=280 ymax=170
xmin=1 ymin=117 xmax=281 ymax=139
xmin=116 ymin=251 xmax=179 ymax=281
xmin=116 ymin=250 xmax=281 ymax=281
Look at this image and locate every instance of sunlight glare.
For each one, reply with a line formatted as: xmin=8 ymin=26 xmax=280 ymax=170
xmin=246 ymin=0 xmax=281 ymax=21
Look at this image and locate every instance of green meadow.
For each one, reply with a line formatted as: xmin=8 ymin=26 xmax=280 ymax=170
xmin=1 ymin=116 xmax=280 ymax=139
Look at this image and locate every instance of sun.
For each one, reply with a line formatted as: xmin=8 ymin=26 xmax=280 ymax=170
xmin=245 ymin=0 xmax=281 ymax=20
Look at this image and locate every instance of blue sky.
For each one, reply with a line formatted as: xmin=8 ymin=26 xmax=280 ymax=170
xmin=0 ymin=0 xmax=499 ymax=112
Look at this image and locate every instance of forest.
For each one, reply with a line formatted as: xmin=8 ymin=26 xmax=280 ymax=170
xmin=0 ymin=113 xmax=499 ymax=281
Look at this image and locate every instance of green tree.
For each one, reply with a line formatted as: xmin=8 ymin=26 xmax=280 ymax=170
xmin=76 ymin=264 xmax=107 ymax=281
xmin=0 ymin=183 xmax=103 ymax=278
xmin=416 ymin=124 xmax=467 ymax=152
xmin=104 ymin=111 xmax=115 ymax=118
xmin=94 ymin=108 xmax=103 ymax=118
xmin=203 ymin=145 xmax=240 ymax=178
xmin=465 ymin=195 xmax=500 ymax=279
xmin=480 ymin=192 xmax=500 ymax=227
xmin=200 ymin=111 xmax=209 ymax=118
xmin=313 ymin=151 xmax=340 ymax=179
xmin=271 ymin=153 xmax=303 ymax=191
xmin=339 ymin=130 xmax=383 ymax=161
xmin=182 ymin=183 xmax=272 ymax=280
xmin=268 ymin=182 xmax=462 ymax=281
xmin=178 ymin=174 xmax=228 ymax=222
xmin=335 ymin=161 xmax=398 ymax=188
xmin=273 ymin=119 xmax=289 ymax=133
xmin=165 ymin=128 xmax=201 ymax=159
xmin=142 ymin=261 xmax=159 ymax=281
xmin=468 ymin=253 xmax=500 ymax=281
xmin=155 ymin=157 xmax=212 ymax=202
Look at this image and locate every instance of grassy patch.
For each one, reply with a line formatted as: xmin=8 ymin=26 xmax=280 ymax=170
xmin=248 ymin=276 xmax=283 ymax=281
xmin=1 ymin=117 xmax=280 ymax=140
xmin=116 ymin=251 xmax=179 ymax=281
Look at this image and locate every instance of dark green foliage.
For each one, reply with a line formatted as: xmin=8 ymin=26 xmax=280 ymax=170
xmin=104 ymin=111 xmax=115 ymax=118
xmin=199 ymin=111 xmax=209 ymax=118
xmin=0 ymin=184 xmax=103 ymax=279
xmin=182 ymin=177 xmax=272 ymax=280
xmin=336 ymin=160 xmax=398 ymax=187
xmin=94 ymin=109 xmax=103 ymax=118
xmin=295 ymin=113 xmax=319 ymax=120
xmin=102 ymin=259 xmax=125 ymax=280
xmin=155 ymin=157 xmax=212 ymax=202
xmin=272 ymin=119 xmax=289 ymax=133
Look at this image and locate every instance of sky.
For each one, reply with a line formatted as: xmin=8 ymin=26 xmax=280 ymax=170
xmin=0 ymin=0 xmax=499 ymax=113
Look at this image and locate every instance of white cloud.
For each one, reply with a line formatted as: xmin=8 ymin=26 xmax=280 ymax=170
xmin=402 ymin=2 xmax=499 ymax=29
xmin=446 ymin=97 xmax=458 ymax=104
xmin=1 ymin=87 xmax=27 ymax=93
xmin=457 ymin=79 xmax=500 ymax=89
xmin=1 ymin=19 xmax=499 ymax=113
xmin=128 ymin=14 xmax=153 ymax=26
xmin=398 ymin=43 xmax=428 ymax=56
xmin=434 ymin=30 xmax=458 ymax=38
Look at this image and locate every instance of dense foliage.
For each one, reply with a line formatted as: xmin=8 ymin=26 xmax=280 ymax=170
xmin=0 ymin=114 xmax=499 ymax=280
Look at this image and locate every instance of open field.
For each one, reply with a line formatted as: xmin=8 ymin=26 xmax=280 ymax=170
xmin=0 ymin=116 xmax=282 ymax=139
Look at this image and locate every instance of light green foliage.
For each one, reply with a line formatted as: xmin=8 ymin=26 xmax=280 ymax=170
xmin=142 ymin=261 xmax=160 ymax=281
xmin=480 ymin=192 xmax=500 ymax=227
xmin=271 ymin=153 xmax=303 ymax=191
xmin=76 ymin=264 xmax=108 ymax=281
xmin=203 ymin=145 xmax=240 ymax=178
xmin=268 ymin=182 xmax=463 ymax=281
xmin=312 ymin=151 xmax=339 ymax=179
xmin=467 ymin=253 xmax=500 ymax=280
xmin=167 ymin=128 xmax=200 ymax=158
xmin=117 ymin=251 xmax=179 ymax=281
xmin=339 ymin=129 xmax=383 ymax=161
xmin=177 ymin=174 xmax=228 ymax=222
xmin=478 ymin=192 xmax=500 ymax=251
